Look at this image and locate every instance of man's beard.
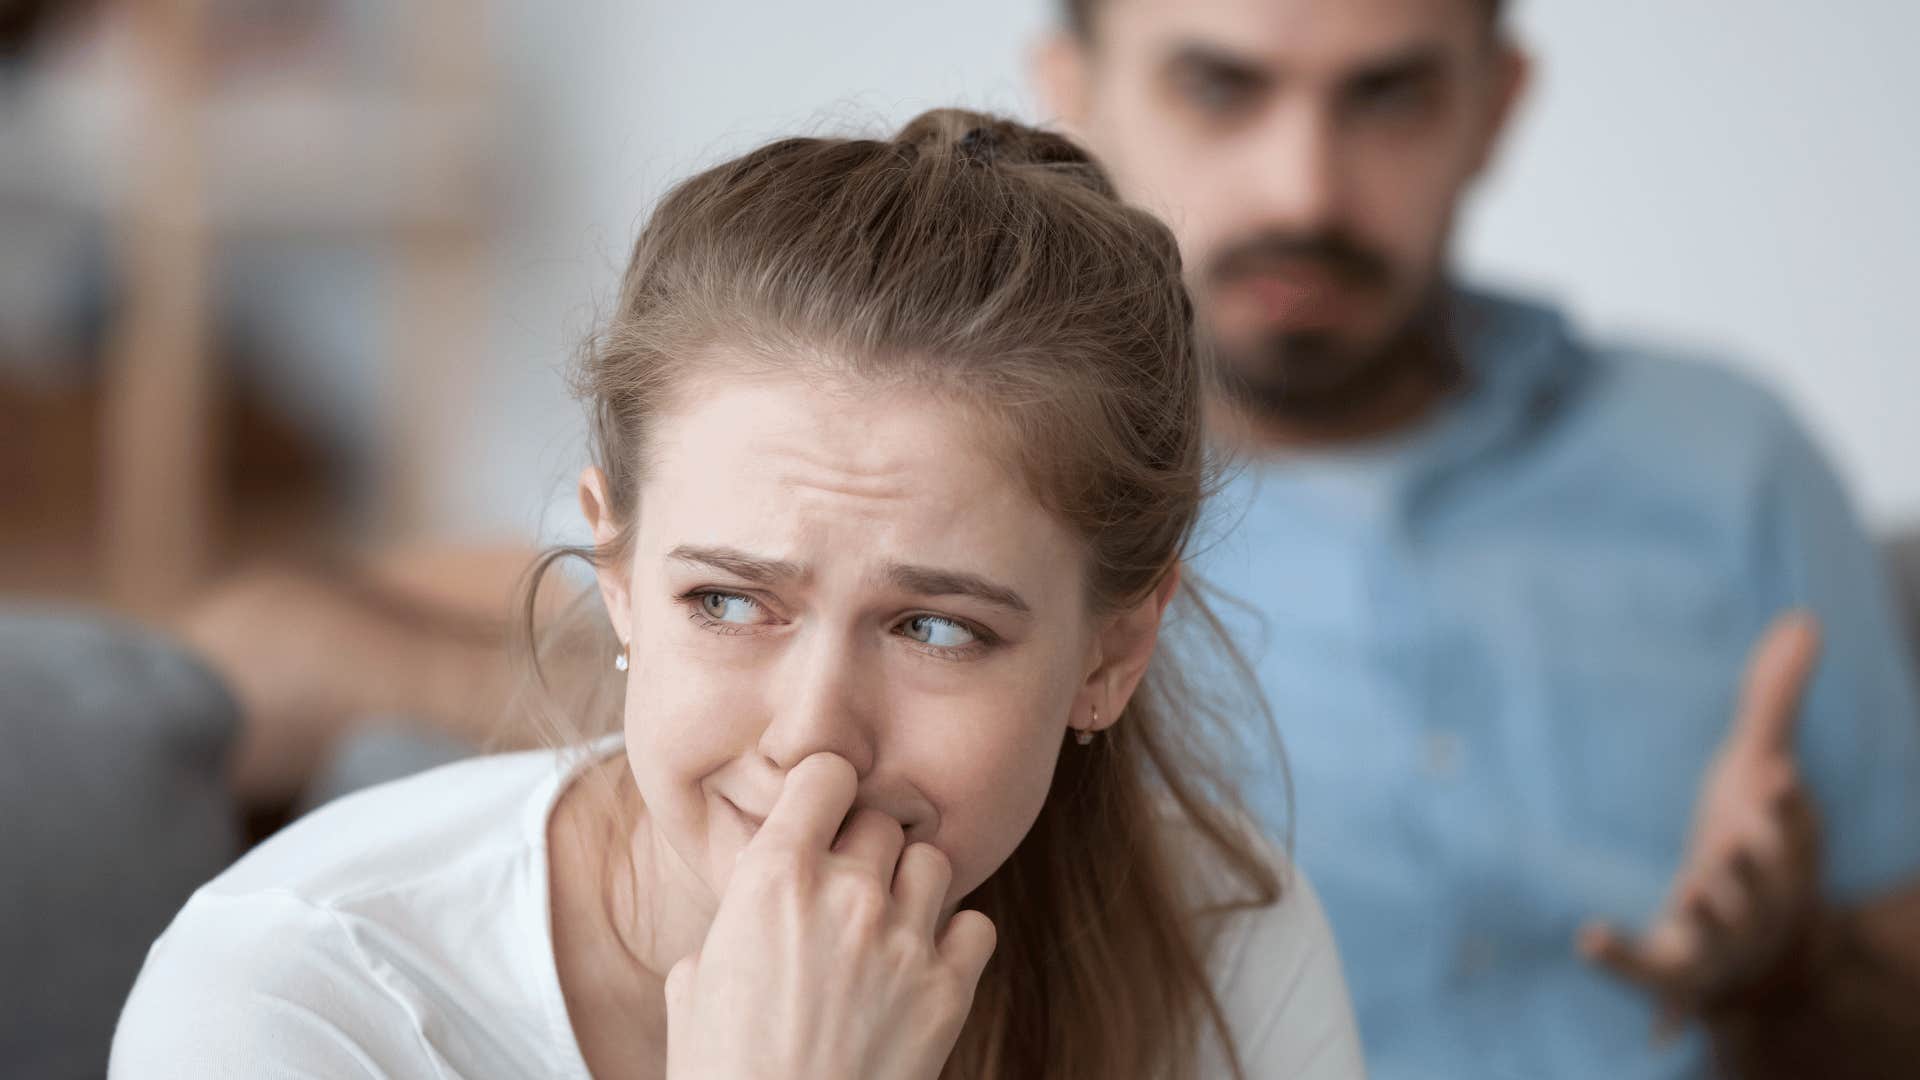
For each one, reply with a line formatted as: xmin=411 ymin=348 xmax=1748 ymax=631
xmin=1211 ymin=295 xmax=1458 ymax=426
xmin=1200 ymin=228 xmax=1460 ymax=429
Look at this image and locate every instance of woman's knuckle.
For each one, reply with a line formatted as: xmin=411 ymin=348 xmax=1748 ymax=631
xmin=906 ymin=841 xmax=950 ymax=876
xmin=740 ymin=848 xmax=809 ymax=891
xmin=837 ymin=876 xmax=889 ymax=930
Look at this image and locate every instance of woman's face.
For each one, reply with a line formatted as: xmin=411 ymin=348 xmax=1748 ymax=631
xmin=586 ymin=366 xmax=1154 ymax=909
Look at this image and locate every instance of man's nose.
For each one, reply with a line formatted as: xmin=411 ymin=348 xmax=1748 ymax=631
xmin=753 ymin=626 xmax=878 ymax=776
xmin=1243 ymin=101 xmax=1346 ymax=234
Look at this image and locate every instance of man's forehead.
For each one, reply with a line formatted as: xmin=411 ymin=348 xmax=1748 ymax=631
xmin=1100 ymin=0 xmax=1479 ymax=73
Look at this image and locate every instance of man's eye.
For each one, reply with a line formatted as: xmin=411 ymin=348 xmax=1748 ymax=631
xmin=1348 ymin=77 xmax=1434 ymax=118
xmin=1176 ymin=67 xmax=1259 ymax=115
xmin=902 ymin=615 xmax=978 ymax=649
xmin=698 ymin=592 xmax=762 ymax=624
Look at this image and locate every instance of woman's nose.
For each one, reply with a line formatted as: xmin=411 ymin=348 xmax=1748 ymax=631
xmin=753 ymin=627 xmax=877 ymax=775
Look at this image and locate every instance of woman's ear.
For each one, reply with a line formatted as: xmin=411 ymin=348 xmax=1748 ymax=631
xmin=578 ymin=465 xmax=633 ymax=646
xmin=1074 ymin=565 xmax=1182 ymax=733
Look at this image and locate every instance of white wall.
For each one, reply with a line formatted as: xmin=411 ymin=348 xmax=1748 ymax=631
xmin=1461 ymin=0 xmax=1920 ymax=529
xmin=466 ymin=0 xmax=1049 ymax=540
xmin=467 ymin=0 xmax=1919 ymax=539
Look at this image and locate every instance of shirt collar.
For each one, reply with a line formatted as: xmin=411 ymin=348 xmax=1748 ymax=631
xmin=1215 ymin=287 xmax=1591 ymax=525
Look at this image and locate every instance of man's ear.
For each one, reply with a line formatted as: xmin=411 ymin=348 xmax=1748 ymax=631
xmin=1470 ymin=40 xmax=1532 ymax=178
xmin=1030 ymin=31 xmax=1092 ymax=134
xmin=578 ymin=465 xmax=633 ymax=646
xmin=1073 ymin=565 xmax=1182 ymax=733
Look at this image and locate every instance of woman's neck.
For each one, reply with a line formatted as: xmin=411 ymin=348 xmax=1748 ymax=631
xmin=603 ymin=759 xmax=721 ymax=977
xmin=548 ymin=754 xmax=719 ymax=1077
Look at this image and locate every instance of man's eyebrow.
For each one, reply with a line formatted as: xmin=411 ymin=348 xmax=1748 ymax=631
xmin=884 ymin=562 xmax=1031 ymax=615
xmin=667 ymin=545 xmax=807 ymax=585
xmin=1340 ymin=44 xmax=1448 ymax=93
xmin=1163 ymin=40 xmax=1274 ymax=89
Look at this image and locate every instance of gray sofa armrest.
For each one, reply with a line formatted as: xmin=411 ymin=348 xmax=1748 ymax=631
xmin=1889 ymin=532 xmax=1920 ymax=684
xmin=0 ymin=609 xmax=242 ymax=1079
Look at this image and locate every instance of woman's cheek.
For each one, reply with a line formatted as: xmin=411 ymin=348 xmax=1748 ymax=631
xmin=623 ymin=655 xmax=758 ymax=863
xmin=912 ymin=699 xmax=1064 ymax=899
xmin=626 ymin=638 xmax=761 ymax=767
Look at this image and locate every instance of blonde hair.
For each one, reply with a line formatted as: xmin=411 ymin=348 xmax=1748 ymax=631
xmin=517 ymin=108 xmax=1287 ymax=1080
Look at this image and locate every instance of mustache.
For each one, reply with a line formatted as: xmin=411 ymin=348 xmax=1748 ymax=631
xmin=1205 ymin=229 xmax=1392 ymax=288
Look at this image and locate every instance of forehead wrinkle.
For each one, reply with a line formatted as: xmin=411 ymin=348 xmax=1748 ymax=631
xmin=751 ymin=411 xmax=924 ymax=504
xmin=771 ymin=458 xmax=912 ymax=503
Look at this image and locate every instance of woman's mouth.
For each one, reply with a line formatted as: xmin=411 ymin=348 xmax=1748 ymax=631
xmin=720 ymin=794 xmax=766 ymax=836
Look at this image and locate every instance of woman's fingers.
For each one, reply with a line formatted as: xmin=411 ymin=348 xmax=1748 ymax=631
xmin=892 ymin=842 xmax=954 ymax=939
xmin=757 ymin=752 xmax=860 ymax=854
xmin=937 ymin=908 xmax=997 ymax=984
xmin=835 ymin=808 xmax=906 ymax=881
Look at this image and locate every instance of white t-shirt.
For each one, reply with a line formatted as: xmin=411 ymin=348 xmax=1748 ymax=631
xmin=111 ymin=744 xmax=1366 ymax=1079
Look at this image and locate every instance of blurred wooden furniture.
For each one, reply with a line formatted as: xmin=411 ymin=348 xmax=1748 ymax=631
xmin=101 ymin=0 xmax=214 ymax=614
xmin=95 ymin=0 xmax=498 ymax=615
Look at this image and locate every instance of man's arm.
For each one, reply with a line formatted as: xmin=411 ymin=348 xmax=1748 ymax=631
xmin=1705 ymin=882 xmax=1920 ymax=1080
xmin=1578 ymin=615 xmax=1920 ymax=1078
xmin=1582 ymin=399 xmax=1920 ymax=1079
xmin=1712 ymin=400 xmax=1920 ymax=1078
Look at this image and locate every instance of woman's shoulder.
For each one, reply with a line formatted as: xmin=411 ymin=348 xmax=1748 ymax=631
xmin=1162 ymin=815 xmax=1369 ymax=1079
xmin=111 ymin=743 xmax=607 ymax=1079
xmin=210 ymin=742 xmax=585 ymax=903
xmin=110 ymin=887 xmax=426 ymax=1076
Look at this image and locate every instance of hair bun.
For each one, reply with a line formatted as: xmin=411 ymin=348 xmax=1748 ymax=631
xmin=957 ymin=125 xmax=1002 ymax=165
xmin=894 ymin=108 xmax=1114 ymax=196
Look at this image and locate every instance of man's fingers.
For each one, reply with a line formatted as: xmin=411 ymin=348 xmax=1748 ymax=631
xmin=1684 ymin=883 xmax=1739 ymax=945
xmin=1583 ymin=923 xmax=1705 ymax=1045
xmin=758 ymin=753 xmax=860 ymax=853
xmin=1728 ymin=849 xmax=1769 ymax=912
xmin=1732 ymin=611 xmax=1821 ymax=757
xmin=1578 ymin=922 xmax=1674 ymax=990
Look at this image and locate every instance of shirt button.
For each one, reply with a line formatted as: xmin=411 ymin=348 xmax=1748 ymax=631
xmin=1424 ymin=731 xmax=1463 ymax=777
xmin=1459 ymin=935 xmax=1498 ymax=976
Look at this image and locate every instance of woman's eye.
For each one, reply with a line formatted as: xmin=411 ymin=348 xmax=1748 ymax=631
xmin=698 ymin=592 xmax=762 ymax=624
xmin=903 ymin=615 xmax=977 ymax=649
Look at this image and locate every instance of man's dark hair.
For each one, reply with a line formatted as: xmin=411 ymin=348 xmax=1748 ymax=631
xmin=1062 ymin=0 xmax=1508 ymax=39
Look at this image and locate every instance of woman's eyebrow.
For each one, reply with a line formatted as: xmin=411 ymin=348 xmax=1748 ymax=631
xmin=667 ymin=544 xmax=806 ymax=585
xmin=666 ymin=546 xmax=1030 ymax=615
xmin=884 ymin=563 xmax=1031 ymax=615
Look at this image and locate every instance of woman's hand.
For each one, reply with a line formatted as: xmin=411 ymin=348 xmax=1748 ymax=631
xmin=664 ymin=753 xmax=997 ymax=1080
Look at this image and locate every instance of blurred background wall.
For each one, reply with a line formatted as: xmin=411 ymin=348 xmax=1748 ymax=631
xmin=525 ymin=0 xmax=1920 ymax=527
xmin=1463 ymin=0 xmax=1920 ymax=529
xmin=2 ymin=0 xmax=1915 ymax=613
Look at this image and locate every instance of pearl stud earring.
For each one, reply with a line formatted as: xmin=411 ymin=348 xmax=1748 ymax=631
xmin=1076 ymin=706 xmax=1099 ymax=746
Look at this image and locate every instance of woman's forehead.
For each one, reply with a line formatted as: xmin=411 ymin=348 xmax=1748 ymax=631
xmin=636 ymin=375 xmax=1084 ymax=588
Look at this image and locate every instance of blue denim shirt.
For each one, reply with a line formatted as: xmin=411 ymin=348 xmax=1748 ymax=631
xmin=1193 ymin=289 xmax=1920 ymax=1079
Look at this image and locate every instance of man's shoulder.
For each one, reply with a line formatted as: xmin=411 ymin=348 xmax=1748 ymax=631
xmin=1587 ymin=337 xmax=1797 ymax=452
xmin=1476 ymin=290 xmax=1819 ymax=495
